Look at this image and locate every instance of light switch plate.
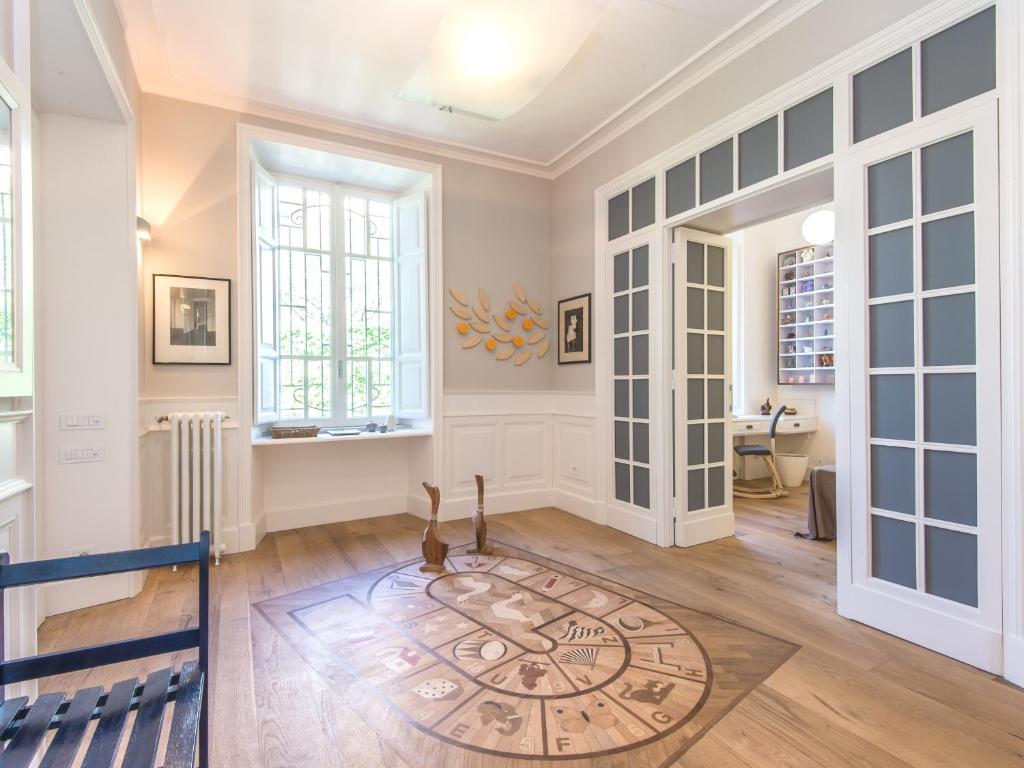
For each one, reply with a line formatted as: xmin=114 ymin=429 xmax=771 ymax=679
xmin=58 ymin=446 xmax=104 ymax=464
xmin=59 ymin=414 xmax=105 ymax=430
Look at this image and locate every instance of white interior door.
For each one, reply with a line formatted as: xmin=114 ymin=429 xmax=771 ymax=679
xmin=672 ymin=228 xmax=733 ymax=547
xmin=606 ymin=235 xmax=661 ymax=543
xmin=836 ymin=101 xmax=1002 ymax=672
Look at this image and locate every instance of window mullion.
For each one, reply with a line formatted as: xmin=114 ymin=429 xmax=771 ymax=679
xmin=335 ymin=183 xmax=347 ymax=421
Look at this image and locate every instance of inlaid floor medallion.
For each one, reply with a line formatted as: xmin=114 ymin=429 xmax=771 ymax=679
xmin=256 ymin=542 xmax=798 ymax=766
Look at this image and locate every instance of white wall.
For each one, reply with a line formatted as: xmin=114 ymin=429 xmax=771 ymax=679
xmin=733 ymin=206 xmax=836 ymax=475
xmin=37 ymin=113 xmax=139 ymax=614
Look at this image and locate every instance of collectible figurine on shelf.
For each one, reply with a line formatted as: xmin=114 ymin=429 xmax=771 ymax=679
xmin=467 ymin=474 xmax=493 ymax=555
xmin=760 ymin=399 xmax=772 ymax=416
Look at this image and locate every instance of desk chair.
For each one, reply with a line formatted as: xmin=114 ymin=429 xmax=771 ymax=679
xmin=733 ymin=405 xmax=787 ymax=499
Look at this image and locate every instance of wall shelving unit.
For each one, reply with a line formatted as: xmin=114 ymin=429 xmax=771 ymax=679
xmin=778 ymin=243 xmax=835 ymax=385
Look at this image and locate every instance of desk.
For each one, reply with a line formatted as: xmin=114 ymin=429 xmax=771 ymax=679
xmin=732 ymin=414 xmax=817 ymax=481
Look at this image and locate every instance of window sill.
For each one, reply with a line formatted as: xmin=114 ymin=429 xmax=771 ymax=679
xmin=251 ymin=426 xmax=432 ymax=446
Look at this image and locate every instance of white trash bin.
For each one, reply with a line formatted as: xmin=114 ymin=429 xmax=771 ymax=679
xmin=776 ymin=453 xmax=809 ymax=487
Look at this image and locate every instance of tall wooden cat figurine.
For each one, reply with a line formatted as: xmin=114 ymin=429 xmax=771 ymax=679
xmin=467 ymin=474 xmax=493 ymax=555
xmin=420 ymin=482 xmax=449 ymax=574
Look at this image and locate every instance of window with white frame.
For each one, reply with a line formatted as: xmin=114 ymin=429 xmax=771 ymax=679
xmin=253 ymin=164 xmax=427 ymax=427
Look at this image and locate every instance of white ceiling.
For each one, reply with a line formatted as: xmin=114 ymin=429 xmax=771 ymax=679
xmin=115 ymin=0 xmax=813 ymax=174
xmin=253 ymin=139 xmax=429 ymax=193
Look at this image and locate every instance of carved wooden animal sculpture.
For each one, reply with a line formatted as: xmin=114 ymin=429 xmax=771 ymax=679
xmin=467 ymin=474 xmax=493 ymax=555
xmin=420 ymin=482 xmax=449 ymax=573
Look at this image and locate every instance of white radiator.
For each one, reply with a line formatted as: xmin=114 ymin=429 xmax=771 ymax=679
xmin=169 ymin=412 xmax=224 ymax=565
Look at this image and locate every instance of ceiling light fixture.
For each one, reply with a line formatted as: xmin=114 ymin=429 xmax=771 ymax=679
xmin=398 ymin=0 xmax=609 ymax=121
xmin=802 ymin=209 xmax=835 ymax=245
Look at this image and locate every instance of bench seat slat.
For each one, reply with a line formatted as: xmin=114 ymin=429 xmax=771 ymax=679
xmin=81 ymin=677 xmax=137 ymax=768
xmin=0 ymin=692 xmax=65 ymax=768
xmin=162 ymin=661 xmax=202 ymax=768
xmin=38 ymin=686 xmax=102 ymax=768
xmin=0 ymin=699 xmax=26 ymax=742
xmin=122 ymin=667 xmax=172 ymax=768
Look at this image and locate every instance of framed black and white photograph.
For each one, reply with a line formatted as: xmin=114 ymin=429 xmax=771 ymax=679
xmin=153 ymin=274 xmax=231 ymax=364
xmin=557 ymin=293 xmax=591 ymax=365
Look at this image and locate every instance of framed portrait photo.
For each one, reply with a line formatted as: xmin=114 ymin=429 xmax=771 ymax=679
xmin=557 ymin=293 xmax=591 ymax=365
xmin=153 ymin=274 xmax=231 ymax=365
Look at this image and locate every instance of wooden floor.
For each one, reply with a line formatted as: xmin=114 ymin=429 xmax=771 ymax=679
xmin=37 ymin=489 xmax=1024 ymax=767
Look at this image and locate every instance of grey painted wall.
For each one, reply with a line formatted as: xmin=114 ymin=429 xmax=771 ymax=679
xmin=551 ymin=0 xmax=933 ymax=392
xmin=140 ymin=94 xmax=554 ymax=398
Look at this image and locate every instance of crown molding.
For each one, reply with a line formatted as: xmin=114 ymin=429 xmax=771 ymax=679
xmin=139 ymin=80 xmax=558 ymax=180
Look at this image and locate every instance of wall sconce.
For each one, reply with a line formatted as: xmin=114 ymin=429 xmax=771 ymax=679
xmin=136 ymin=216 xmax=152 ymax=242
xmin=801 ymin=209 xmax=834 ymax=245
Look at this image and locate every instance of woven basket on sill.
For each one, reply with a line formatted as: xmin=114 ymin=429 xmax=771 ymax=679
xmin=270 ymin=425 xmax=320 ymax=439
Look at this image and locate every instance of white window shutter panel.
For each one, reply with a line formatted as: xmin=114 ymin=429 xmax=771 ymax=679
xmin=393 ymin=191 xmax=428 ymax=419
xmin=252 ymin=161 xmax=280 ymax=425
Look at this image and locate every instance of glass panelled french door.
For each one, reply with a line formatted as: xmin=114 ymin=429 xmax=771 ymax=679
xmin=672 ymin=228 xmax=733 ymax=547
xmin=837 ymin=101 xmax=1001 ymax=672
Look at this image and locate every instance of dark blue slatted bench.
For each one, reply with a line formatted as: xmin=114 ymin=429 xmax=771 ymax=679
xmin=0 ymin=531 xmax=210 ymax=767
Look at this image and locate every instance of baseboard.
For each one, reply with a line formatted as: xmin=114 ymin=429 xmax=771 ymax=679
xmin=43 ymin=572 xmax=140 ymax=617
xmin=552 ymin=488 xmax=600 ymax=523
xmin=1005 ymin=633 xmax=1024 ymax=688
xmin=678 ymin=510 xmax=736 ymax=547
xmin=145 ymin=524 xmax=243 ymax=555
xmin=266 ymin=494 xmax=411 ymax=532
xmin=439 ymin=488 xmax=555 ymax=521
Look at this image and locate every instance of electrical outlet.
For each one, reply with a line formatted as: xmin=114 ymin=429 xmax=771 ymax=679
xmin=58 ymin=446 xmax=104 ymax=464
xmin=59 ymin=414 xmax=105 ymax=430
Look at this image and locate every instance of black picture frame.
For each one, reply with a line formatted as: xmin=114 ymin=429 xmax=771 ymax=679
xmin=152 ymin=273 xmax=232 ymax=365
xmin=557 ymin=292 xmax=592 ymax=365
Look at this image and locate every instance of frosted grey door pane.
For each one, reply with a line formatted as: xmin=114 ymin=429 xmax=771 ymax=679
xmin=708 ymin=335 xmax=725 ymax=375
xmin=608 ymin=191 xmax=629 ymax=240
xmin=687 ymin=241 xmax=704 ymax=283
xmin=868 ymin=153 xmax=912 ymax=228
xmin=784 ymin=88 xmax=833 ymax=170
xmin=614 ymin=420 xmax=630 ymax=460
xmin=687 ymin=333 xmax=704 ymax=374
xmin=707 ymin=380 xmax=725 ymax=419
xmin=631 ymin=178 xmax=655 ymax=231
xmin=615 ymin=462 xmax=630 ymax=503
xmin=869 ymin=227 xmax=913 ymax=298
xmin=921 ymin=6 xmax=996 ymax=117
xmin=871 ymin=374 xmax=915 ymax=440
xmin=871 ymin=444 xmax=915 ymax=515
xmin=923 ymin=213 xmax=974 ymax=290
xmin=614 ymin=337 xmax=629 ymax=375
xmin=614 ymin=251 xmax=629 ymax=292
xmin=633 ymin=423 xmax=650 ymax=465
xmin=708 ymin=467 xmax=725 ymax=508
xmin=872 ymin=515 xmax=917 ymax=589
xmin=870 ymin=301 xmax=914 ymax=368
xmin=615 ymin=380 xmax=629 ymax=418
xmin=925 ymin=526 xmax=978 ymax=607
xmin=922 ymin=133 xmax=973 ymax=215
xmin=853 ymin=49 xmax=913 ymax=142
xmin=614 ymin=295 xmax=629 ymax=334
xmin=632 ymin=245 xmax=649 ymax=287
xmin=924 ymin=373 xmax=976 ymax=445
xmin=632 ymin=290 xmax=649 ymax=332
xmin=688 ymin=469 xmax=705 ymax=511
xmin=924 ymin=449 xmax=977 ymax=526
xmin=687 ymin=287 xmax=704 ymax=329
xmin=633 ymin=380 xmax=649 ymax=419
xmin=687 ymin=378 xmax=704 ymax=419
xmin=687 ymin=424 xmax=704 ymax=466
xmin=632 ymin=334 xmax=649 ymax=375
xmin=707 ymin=246 xmax=725 ymax=287
xmin=700 ymin=139 xmax=734 ymax=204
xmin=633 ymin=466 xmax=651 ymax=509
xmin=666 ymin=157 xmax=696 ymax=217
xmin=739 ymin=116 xmax=778 ymax=189
xmin=923 ymin=293 xmax=975 ymax=366
xmin=707 ymin=291 xmax=725 ymax=331
xmin=708 ymin=423 xmax=725 ymax=463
